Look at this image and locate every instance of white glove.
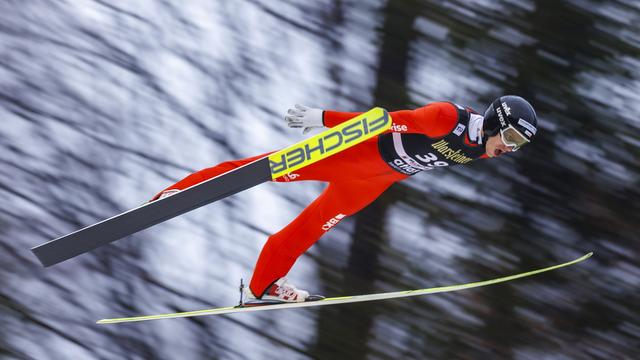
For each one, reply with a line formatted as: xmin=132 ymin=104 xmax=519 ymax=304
xmin=285 ymin=104 xmax=324 ymax=134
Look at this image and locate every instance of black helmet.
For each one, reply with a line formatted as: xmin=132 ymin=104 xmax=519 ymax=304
xmin=483 ymin=95 xmax=537 ymax=149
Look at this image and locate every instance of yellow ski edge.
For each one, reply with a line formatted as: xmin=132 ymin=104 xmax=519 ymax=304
xmin=97 ymin=252 xmax=592 ymax=325
xmin=268 ymin=107 xmax=391 ymax=179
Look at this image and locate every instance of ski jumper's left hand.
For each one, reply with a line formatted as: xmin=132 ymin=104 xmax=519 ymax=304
xmin=284 ymin=104 xmax=324 ymax=134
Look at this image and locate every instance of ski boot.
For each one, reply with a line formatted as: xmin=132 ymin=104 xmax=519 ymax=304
xmin=239 ymin=278 xmax=324 ymax=306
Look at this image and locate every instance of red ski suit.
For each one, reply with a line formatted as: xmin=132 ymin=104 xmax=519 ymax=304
xmin=157 ymin=102 xmax=481 ymax=296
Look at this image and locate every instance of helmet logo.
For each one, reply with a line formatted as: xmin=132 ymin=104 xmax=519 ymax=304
xmin=518 ymin=118 xmax=537 ymax=135
xmin=496 ymin=106 xmax=507 ymax=127
xmin=501 ymin=102 xmax=512 ymax=116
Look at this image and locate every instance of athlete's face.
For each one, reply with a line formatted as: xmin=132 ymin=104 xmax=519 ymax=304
xmin=485 ymin=133 xmax=514 ymax=158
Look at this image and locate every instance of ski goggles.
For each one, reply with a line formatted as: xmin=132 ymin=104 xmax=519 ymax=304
xmin=500 ymin=125 xmax=529 ymax=151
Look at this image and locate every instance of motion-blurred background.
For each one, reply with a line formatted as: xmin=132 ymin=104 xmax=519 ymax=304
xmin=1 ymin=1 xmax=638 ymax=359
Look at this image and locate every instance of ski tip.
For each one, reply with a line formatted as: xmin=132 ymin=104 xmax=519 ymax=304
xmin=573 ymin=251 xmax=593 ymax=264
xmin=572 ymin=252 xmax=593 ymax=263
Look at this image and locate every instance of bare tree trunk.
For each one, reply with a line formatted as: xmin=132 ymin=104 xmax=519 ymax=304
xmin=310 ymin=0 xmax=422 ymax=358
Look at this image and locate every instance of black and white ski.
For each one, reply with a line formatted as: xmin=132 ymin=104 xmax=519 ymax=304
xmin=31 ymin=108 xmax=391 ymax=267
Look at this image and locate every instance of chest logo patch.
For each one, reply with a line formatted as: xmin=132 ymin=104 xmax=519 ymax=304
xmin=431 ymin=139 xmax=474 ymax=164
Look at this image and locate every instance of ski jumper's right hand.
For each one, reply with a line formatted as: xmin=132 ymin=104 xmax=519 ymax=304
xmin=285 ymin=104 xmax=324 ymax=134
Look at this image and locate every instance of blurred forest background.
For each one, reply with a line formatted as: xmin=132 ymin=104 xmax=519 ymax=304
xmin=1 ymin=0 xmax=638 ymax=359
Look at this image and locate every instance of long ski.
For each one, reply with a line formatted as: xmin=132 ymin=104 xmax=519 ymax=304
xmin=97 ymin=252 xmax=592 ymax=324
xmin=32 ymin=108 xmax=391 ymax=267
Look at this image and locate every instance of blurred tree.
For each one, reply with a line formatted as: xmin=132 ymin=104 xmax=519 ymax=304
xmin=310 ymin=0 xmax=423 ymax=358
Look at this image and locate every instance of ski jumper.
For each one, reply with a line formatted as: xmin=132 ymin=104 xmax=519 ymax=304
xmin=154 ymin=102 xmax=488 ymax=297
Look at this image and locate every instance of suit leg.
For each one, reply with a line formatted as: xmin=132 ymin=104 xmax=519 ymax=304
xmin=248 ymin=178 xmax=396 ymax=296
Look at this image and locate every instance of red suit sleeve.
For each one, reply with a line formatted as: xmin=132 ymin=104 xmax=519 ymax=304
xmin=323 ymin=102 xmax=458 ymax=138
